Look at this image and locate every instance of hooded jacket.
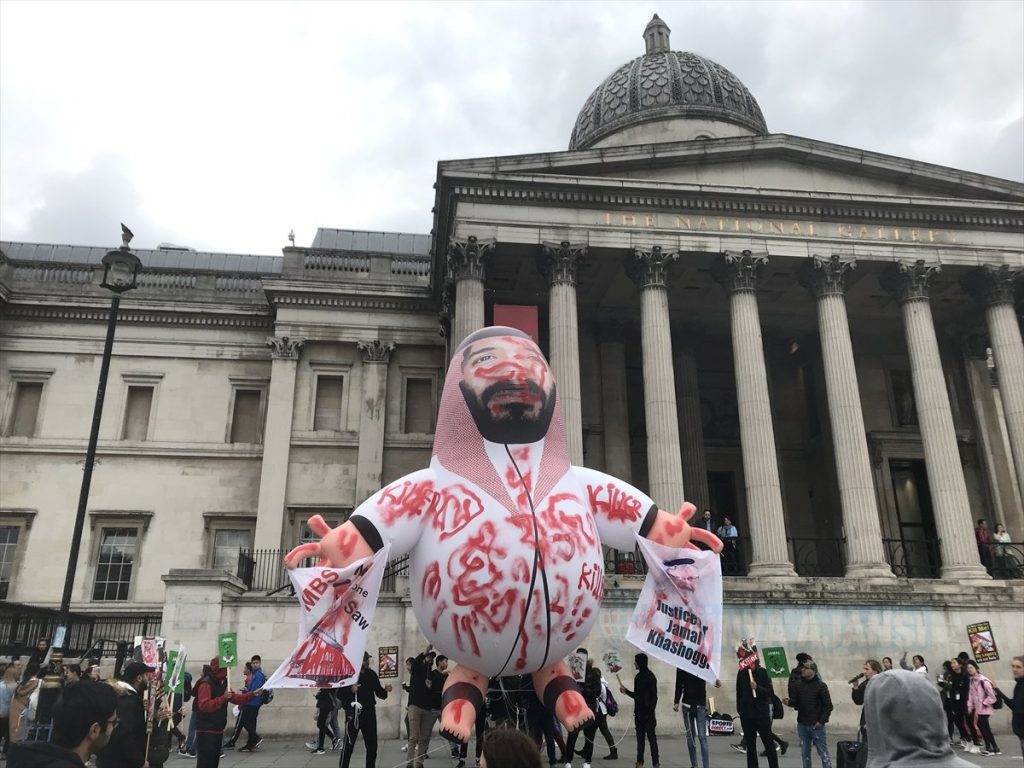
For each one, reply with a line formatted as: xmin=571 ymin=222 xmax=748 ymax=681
xmin=621 ymin=655 xmax=657 ymax=714
xmin=735 ymin=665 xmax=773 ymax=720
xmin=96 ymin=680 xmax=146 ymax=768
xmin=998 ymin=677 xmax=1023 ymax=738
xmin=967 ymin=672 xmax=996 ymax=716
xmin=865 ymin=670 xmax=974 ymax=768
xmin=8 ymin=742 xmax=84 ymax=768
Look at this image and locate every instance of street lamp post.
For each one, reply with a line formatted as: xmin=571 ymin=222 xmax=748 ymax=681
xmin=57 ymin=225 xmax=141 ymax=651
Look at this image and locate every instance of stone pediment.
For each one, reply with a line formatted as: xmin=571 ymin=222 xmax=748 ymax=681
xmin=438 ymin=133 xmax=1024 ymax=204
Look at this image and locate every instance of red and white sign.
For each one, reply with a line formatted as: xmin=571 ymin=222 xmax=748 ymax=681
xmin=265 ymin=547 xmax=390 ymax=689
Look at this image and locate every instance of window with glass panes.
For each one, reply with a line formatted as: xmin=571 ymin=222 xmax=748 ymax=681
xmin=212 ymin=529 xmax=252 ymax=571
xmin=0 ymin=525 xmax=19 ymax=600
xmin=92 ymin=527 xmax=137 ymax=601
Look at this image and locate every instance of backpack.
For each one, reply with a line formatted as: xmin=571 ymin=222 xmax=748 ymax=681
xmin=771 ymin=693 xmax=784 ymax=720
xmin=261 ymin=689 xmax=274 ymax=705
xmin=991 ymin=685 xmax=1003 ymax=710
xmin=603 ymin=684 xmax=619 ymax=717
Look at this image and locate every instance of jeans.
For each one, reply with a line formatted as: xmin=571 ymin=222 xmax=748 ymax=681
xmin=797 ymin=723 xmax=832 ymax=768
xmin=406 ymin=704 xmax=437 ymax=768
xmin=184 ymin=706 xmax=199 ymax=753
xmin=684 ymin=704 xmax=710 ymax=768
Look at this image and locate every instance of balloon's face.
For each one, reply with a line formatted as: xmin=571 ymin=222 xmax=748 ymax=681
xmin=458 ymin=333 xmax=556 ymax=444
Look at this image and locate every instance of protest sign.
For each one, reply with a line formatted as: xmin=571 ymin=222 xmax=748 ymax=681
xmin=625 ymin=536 xmax=723 ymax=684
xmin=568 ymin=649 xmax=588 ymax=682
xmin=967 ymin=621 xmax=999 ymax=663
xmin=165 ymin=647 xmax=187 ymax=694
xmin=378 ymin=646 xmax=398 ymax=679
xmin=761 ymin=646 xmax=790 ymax=679
xmin=218 ymin=633 xmax=238 ymax=668
xmin=140 ymin=637 xmax=160 ymax=668
xmin=602 ymin=650 xmax=623 ymax=675
xmin=265 ymin=546 xmax=390 ymax=688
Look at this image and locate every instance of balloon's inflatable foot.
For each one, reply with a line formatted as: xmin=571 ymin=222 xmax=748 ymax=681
xmin=554 ymin=689 xmax=595 ymax=733
xmin=440 ymin=676 xmax=486 ymax=744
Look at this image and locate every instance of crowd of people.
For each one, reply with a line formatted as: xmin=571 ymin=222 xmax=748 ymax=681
xmin=2 ymin=636 xmax=1022 ymax=768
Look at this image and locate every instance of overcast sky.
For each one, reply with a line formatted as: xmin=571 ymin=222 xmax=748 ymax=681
xmin=1 ymin=0 xmax=1021 ymax=255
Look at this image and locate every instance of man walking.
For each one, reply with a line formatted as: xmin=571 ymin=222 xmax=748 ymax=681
xmin=564 ymin=654 xmax=601 ymax=768
xmin=784 ymin=660 xmax=833 ymax=768
xmin=620 ymin=653 xmax=659 ymax=768
xmin=236 ymin=655 xmax=267 ymax=752
xmin=340 ymin=652 xmax=392 ymax=768
xmin=735 ymin=655 xmax=779 ymax=768
xmin=192 ymin=657 xmax=262 ymax=768
xmin=406 ymin=644 xmax=435 ymax=768
xmin=8 ymin=681 xmax=119 ymax=768
xmin=675 ymin=669 xmax=720 ymax=768
xmin=97 ymin=660 xmax=153 ymax=768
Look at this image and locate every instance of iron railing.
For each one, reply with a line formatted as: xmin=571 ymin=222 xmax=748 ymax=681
xmin=236 ymin=549 xmax=409 ymax=594
xmin=883 ymin=538 xmax=942 ymax=579
xmin=604 ymin=536 xmax=750 ymax=577
xmin=787 ymin=537 xmax=847 ymax=577
xmin=0 ymin=602 xmax=161 ymax=659
xmin=988 ymin=541 xmax=1024 ymax=579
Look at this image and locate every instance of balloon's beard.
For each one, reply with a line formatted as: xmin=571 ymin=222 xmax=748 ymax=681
xmin=460 ymin=379 xmax=556 ymax=444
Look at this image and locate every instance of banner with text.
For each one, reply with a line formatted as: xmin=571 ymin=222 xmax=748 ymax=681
xmin=625 ymin=536 xmax=722 ymax=684
xmin=265 ymin=546 xmax=390 ymax=689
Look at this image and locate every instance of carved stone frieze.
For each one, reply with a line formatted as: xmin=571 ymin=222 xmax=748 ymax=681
xmin=628 ymin=246 xmax=679 ymax=290
xmin=438 ymin=282 xmax=454 ymax=339
xmin=266 ymin=335 xmax=306 ymax=360
xmin=446 ymin=236 xmax=495 ymax=282
xmin=801 ymin=254 xmax=856 ymax=298
xmin=712 ymin=250 xmax=769 ymax=294
xmin=539 ymin=241 xmax=587 ymax=286
xmin=357 ymin=339 xmax=395 ymax=364
xmin=880 ymin=259 xmax=940 ymax=304
xmin=961 ymin=264 xmax=1021 ymax=308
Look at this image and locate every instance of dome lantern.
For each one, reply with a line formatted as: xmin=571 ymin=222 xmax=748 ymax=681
xmin=644 ymin=14 xmax=671 ymax=54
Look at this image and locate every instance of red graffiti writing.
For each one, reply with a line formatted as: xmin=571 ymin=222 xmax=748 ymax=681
xmin=423 ymin=561 xmax=441 ymax=601
xmin=587 ymin=482 xmax=644 ymax=523
xmin=429 ymin=484 xmax=485 ymax=541
xmin=378 ymin=478 xmax=434 ymax=525
xmin=450 ymin=522 xmax=518 ymax=634
xmin=577 ymin=562 xmax=603 ymax=601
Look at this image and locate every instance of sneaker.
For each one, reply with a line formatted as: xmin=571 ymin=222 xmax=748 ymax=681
xmin=959 ymin=740 xmax=969 ymax=750
xmin=311 ymin=748 xmax=325 ymax=755
xmin=967 ymin=745 xmax=981 ymax=754
xmin=457 ymin=761 xmax=466 ymax=768
xmin=780 ymin=740 xmax=789 ymax=756
xmin=583 ymin=763 xmax=591 ymax=768
xmin=605 ymin=753 xmax=618 ymax=761
xmin=981 ymin=750 xmax=994 ymax=756
xmin=305 ymin=742 xmax=318 ymax=750
xmin=731 ymin=743 xmax=747 ymax=754
xmin=332 ymin=738 xmax=342 ymax=750
xmin=401 ymin=745 xmax=408 ymax=752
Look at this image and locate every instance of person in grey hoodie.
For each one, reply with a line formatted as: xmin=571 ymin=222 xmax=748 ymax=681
xmin=864 ymin=670 xmax=974 ymax=768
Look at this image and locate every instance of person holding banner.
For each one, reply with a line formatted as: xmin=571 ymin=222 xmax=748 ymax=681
xmin=339 ymin=652 xmax=392 ymax=768
xmin=674 ymin=668 xmax=721 ymax=768
xmin=735 ymin=656 xmax=779 ymax=768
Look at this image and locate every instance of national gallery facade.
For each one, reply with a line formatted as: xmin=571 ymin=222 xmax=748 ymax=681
xmin=1 ymin=15 xmax=1021 ymax=725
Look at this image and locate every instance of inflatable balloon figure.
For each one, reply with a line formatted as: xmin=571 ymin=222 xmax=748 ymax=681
xmin=286 ymin=326 xmax=722 ymax=740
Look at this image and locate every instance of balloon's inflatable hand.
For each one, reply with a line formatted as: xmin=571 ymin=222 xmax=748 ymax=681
xmin=646 ymin=502 xmax=724 ymax=553
xmin=284 ymin=515 xmax=375 ymax=569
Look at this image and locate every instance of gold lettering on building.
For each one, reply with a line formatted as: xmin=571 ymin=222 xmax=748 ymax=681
xmin=622 ymin=214 xmax=637 ymax=226
xmin=644 ymin=214 xmax=655 ymax=227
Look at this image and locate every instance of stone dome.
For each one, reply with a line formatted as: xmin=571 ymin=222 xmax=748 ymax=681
xmin=569 ymin=15 xmax=768 ymax=151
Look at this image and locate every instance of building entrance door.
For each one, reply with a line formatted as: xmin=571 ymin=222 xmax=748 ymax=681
xmin=708 ymin=470 xmax=743 ymax=574
xmin=888 ymin=459 xmax=941 ymax=577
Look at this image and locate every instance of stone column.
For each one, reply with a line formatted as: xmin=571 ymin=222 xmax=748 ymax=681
xmin=355 ymin=340 xmax=395 ymax=502
xmin=964 ymin=265 xmax=1024 ymax=504
xmin=802 ymin=255 xmax=892 ymax=577
xmin=599 ymin=321 xmax=632 ymax=483
xmin=673 ymin=332 xmax=711 ymax=511
xmin=448 ymin=236 xmax=494 ymax=349
xmin=254 ymin=336 xmax=305 ymax=551
xmin=579 ymin=322 xmax=605 ymax=471
xmin=882 ymin=260 xmax=988 ymax=579
xmin=628 ymin=246 xmax=685 ymax=513
xmin=540 ymin=241 xmax=586 ymax=465
xmin=712 ymin=251 xmax=795 ymax=577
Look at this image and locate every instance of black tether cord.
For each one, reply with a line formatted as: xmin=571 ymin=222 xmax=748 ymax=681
xmin=495 ymin=444 xmax=552 ymax=677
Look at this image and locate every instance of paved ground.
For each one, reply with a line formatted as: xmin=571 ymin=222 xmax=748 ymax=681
xmin=191 ymin=730 xmax=1021 ymax=768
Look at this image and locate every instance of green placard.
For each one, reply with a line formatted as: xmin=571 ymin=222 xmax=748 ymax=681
xmin=218 ymin=632 xmax=238 ymax=668
xmin=165 ymin=650 xmax=186 ymax=693
xmin=762 ymin=646 xmax=790 ymax=679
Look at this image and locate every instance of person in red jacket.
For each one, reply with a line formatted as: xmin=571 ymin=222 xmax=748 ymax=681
xmin=192 ymin=657 xmax=261 ymax=768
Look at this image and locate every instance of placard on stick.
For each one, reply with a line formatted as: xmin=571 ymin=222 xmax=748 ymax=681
xmin=967 ymin=621 xmax=999 ymax=663
xmin=218 ymin=633 xmax=238 ymax=668
xmin=761 ymin=646 xmax=790 ymax=679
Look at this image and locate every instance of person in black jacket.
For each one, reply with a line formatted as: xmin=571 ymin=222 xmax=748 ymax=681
xmin=736 ymin=658 xmax=779 ymax=768
xmin=996 ymin=655 xmax=1023 ymax=760
xmin=308 ymin=688 xmax=339 ymax=754
xmin=620 ymin=653 xmax=659 ymax=768
xmin=405 ymin=644 xmax=435 ymax=768
xmin=8 ymin=681 xmax=119 ymax=768
xmin=96 ymin=660 xmax=153 ymax=768
xmin=947 ymin=657 xmax=971 ymax=748
xmin=564 ymin=656 xmax=600 ymax=768
xmin=674 ymin=668 xmax=722 ymax=768
xmin=339 ymin=652 xmax=392 ymax=768
xmin=784 ymin=660 xmax=833 ymax=768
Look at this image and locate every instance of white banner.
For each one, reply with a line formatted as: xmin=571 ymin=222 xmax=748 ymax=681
xmin=625 ymin=536 xmax=722 ymax=684
xmin=265 ymin=546 xmax=390 ymax=689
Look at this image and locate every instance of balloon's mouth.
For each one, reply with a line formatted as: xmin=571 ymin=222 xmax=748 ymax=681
xmin=488 ymin=387 xmax=541 ymax=408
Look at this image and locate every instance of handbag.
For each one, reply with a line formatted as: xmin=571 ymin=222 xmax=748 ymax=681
xmin=603 ymin=684 xmax=619 ymax=717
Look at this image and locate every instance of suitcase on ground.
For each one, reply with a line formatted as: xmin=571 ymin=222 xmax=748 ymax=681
xmin=836 ymin=740 xmax=866 ymax=768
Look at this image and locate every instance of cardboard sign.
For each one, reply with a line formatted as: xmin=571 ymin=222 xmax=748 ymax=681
xmin=737 ymin=638 xmax=759 ymax=671
xmin=602 ymin=650 xmax=623 ymax=675
xmin=568 ymin=650 xmax=588 ymax=682
xmin=709 ymin=717 xmax=735 ymax=734
xmin=165 ymin=647 xmax=187 ymax=694
xmin=967 ymin=621 xmax=999 ymax=663
xmin=140 ymin=637 xmax=160 ymax=668
xmin=761 ymin=646 xmax=790 ymax=679
xmin=378 ymin=646 xmax=399 ymax=679
xmin=625 ymin=537 xmax=723 ymax=684
xmin=218 ymin=633 xmax=238 ymax=668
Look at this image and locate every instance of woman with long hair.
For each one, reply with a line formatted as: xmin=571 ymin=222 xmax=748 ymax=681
xmin=0 ymin=660 xmax=23 ymax=753
xmin=965 ymin=659 xmax=1000 ymax=755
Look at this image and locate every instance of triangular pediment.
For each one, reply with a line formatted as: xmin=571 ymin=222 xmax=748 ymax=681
xmin=439 ymin=134 xmax=1024 ymax=203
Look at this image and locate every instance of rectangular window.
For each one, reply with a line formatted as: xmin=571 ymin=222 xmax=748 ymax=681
xmin=9 ymin=382 xmax=43 ymax=437
xmin=0 ymin=525 xmax=19 ymax=600
xmin=92 ymin=527 xmax=137 ymax=601
xmin=403 ymin=377 xmax=435 ymax=433
xmin=314 ymin=375 xmax=345 ymax=431
xmin=211 ymin=528 xmax=253 ymax=571
xmin=230 ymin=389 xmax=263 ymax=443
xmin=122 ymin=386 xmax=154 ymax=440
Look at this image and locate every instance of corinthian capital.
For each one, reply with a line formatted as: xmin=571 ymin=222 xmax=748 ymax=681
xmin=446 ymin=236 xmax=495 ymax=282
xmin=266 ymin=335 xmax=305 ymax=359
xmin=357 ymin=340 xmax=395 ymax=364
xmin=801 ymin=254 xmax=856 ymax=298
xmin=712 ymin=250 xmax=769 ymax=294
xmin=961 ymin=264 xmax=1021 ymax=308
xmin=539 ymin=241 xmax=587 ymax=286
xmin=628 ymin=246 xmax=679 ymax=289
xmin=880 ymin=259 xmax=940 ymax=304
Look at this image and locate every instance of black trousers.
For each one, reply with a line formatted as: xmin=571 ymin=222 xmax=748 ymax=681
xmin=340 ymin=710 xmax=378 ymax=768
xmin=635 ymin=712 xmax=659 ymax=765
xmin=459 ymin=705 xmax=488 ymax=762
xmin=316 ymin=707 xmax=336 ymax=749
xmin=564 ymin=721 xmax=598 ymax=762
xmin=595 ymin=712 xmax=615 ymax=751
xmin=740 ymin=716 xmax=780 ymax=768
xmin=197 ymin=731 xmax=224 ymax=768
xmin=239 ymin=707 xmax=260 ymax=747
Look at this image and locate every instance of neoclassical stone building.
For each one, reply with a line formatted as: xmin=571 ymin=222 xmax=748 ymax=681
xmin=1 ymin=14 xmax=1022 ymax=731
